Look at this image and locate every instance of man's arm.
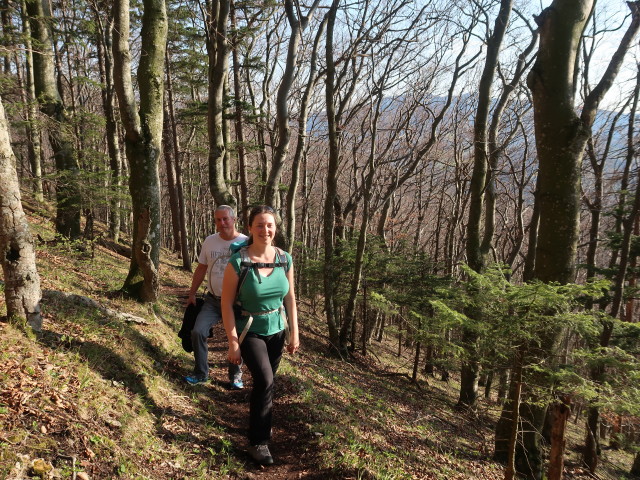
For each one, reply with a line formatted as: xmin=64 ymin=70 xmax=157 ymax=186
xmin=186 ymin=263 xmax=208 ymax=306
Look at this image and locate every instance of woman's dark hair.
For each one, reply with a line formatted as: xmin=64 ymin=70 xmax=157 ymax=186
xmin=248 ymin=205 xmax=276 ymax=227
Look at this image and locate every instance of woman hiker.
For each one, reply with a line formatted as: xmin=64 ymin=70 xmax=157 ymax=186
xmin=221 ymin=205 xmax=300 ymax=465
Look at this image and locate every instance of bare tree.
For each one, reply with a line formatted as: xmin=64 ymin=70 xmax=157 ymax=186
xmin=263 ymin=0 xmax=322 ymax=211
xmin=19 ymin=0 xmax=43 ymax=203
xmin=460 ymin=0 xmax=513 ymax=410
xmin=91 ymin=1 xmax=124 ymax=243
xmin=112 ymin=0 xmax=168 ymax=302
xmin=324 ymin=0 xmax=342 ymax=350
xmin=163 ymin=47 xmax=190 ymax=270
xmin=285 ymin=14 xmax=327 ymax=251
xmin=205 ymin=0 xmax=236 ymax=208
xmin=25 ymin=0 xmax=81 ymax=239
xmin=0 ymin=95 xmax=42 ymax=331
xmin=521 ymin=1 xmax=640 ymax=477
xmin=584 ymin=64 xmax=640 ymax=473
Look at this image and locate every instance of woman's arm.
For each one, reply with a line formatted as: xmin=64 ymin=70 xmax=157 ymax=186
xmin=283 ymin=263 xmax=299 ymax=354
xmin=221 ymin=262 xmax=242 ymax=364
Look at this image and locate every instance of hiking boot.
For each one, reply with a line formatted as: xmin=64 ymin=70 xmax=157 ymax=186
xmin=247 ymin=444 xmax=273 ymax=465
xmin=230 ymin=379 xmax=244 ymax=390
xmin=184 ymin=375 xmax=208 ymax=385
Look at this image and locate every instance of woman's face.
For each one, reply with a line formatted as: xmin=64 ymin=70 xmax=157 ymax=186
xmin=249 ymin=213 xmax=276 ymax=245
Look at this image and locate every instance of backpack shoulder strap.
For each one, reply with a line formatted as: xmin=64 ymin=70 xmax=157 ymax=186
xmin=274 ymin=247 xmax=290 ymax=272
xmin=236 ymin=247 xmax=289 ymax=292
xmin=236 ymin=247 xmax=252 ymax=296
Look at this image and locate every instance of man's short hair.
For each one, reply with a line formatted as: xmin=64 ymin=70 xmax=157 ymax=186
xmin=215 ymin=205 xmax=236 ymax=219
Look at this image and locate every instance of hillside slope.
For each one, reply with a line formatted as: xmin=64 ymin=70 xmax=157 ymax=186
xmin=0 ymin=210 xmax=634 ymax=479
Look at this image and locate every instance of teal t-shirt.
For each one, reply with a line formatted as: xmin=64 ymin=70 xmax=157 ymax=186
xmin=230 ymin=250 xmax=292 ymax=336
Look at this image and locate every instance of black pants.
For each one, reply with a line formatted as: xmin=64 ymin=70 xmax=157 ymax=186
xmin=240 ymin=330 xmax=286 ymax=445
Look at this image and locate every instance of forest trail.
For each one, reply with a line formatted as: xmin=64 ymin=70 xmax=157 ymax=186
xmin=166 ymin=290 xmax=336 ymax=480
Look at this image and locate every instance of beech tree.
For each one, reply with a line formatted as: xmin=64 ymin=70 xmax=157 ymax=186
xmin=324 ymin=0 xmax=341 ymax=349
xmin=91 ymin=1 xmax=124 ymax=243
xmin=0 ymin=94 xmax=42 ymax=331
xmin=460 ymin=0 xmax=513 ymax=410
xmin=205 ymin=0 xmax=236 ymax=208
xmin=263 ymin=0 xmax=321 ymax=211
xmin=19 ymin=0 xmax=43 ymax=203
xmin=584 ymin=65 xmax=640 ymax=474
xmin=163 ymin=47 xmax=190 ymax=270
xmin=284 ymin=14 xmax=327 ymax=251
xmin=112 ymin=0 xmax=168 ymax=302
xmin=25 ymin=0 xmax=81 ymax=239
xmin=512 ymin=1 xmax=640 ymax=477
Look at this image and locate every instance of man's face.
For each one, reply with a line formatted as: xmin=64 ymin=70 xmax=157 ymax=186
xmin=215 ymin=210 xmax=236 ymax=240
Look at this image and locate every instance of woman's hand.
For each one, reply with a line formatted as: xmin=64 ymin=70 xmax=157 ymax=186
xmin=286 ymin=334 xmax=300 ymax=354
xmin=228 ymin=342 xmax=242 ymax=365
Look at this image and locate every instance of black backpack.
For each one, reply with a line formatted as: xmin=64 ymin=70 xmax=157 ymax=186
xmin=236 ymin=245 xmax=289 ymax=291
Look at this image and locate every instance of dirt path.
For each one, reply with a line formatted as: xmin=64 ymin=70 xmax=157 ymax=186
xmin=179 ymin=322 xmax=335 ymax=479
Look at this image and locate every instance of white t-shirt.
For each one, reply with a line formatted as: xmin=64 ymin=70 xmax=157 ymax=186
xmin=198 ymin=233 xmax=248 ymax=296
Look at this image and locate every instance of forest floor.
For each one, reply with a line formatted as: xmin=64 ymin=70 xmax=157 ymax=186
xmin=0 ymin=204 xmax=636 ymax=479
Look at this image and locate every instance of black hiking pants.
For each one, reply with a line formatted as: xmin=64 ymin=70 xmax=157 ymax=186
xmin=240 ymin=330 xmax=286 ymax=445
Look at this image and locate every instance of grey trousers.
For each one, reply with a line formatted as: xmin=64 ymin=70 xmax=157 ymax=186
xmin=190 ymin=293 xmax=243 ymax=382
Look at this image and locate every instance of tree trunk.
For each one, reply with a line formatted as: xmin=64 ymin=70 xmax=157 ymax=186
xmin=412 ymin=337 xmax=421 ymax=383
xmin=112 ymin=0 xmax=167 ymax=302
xmin=264 ymin=0 xmax=320 ymax=209
xmin=26 ymin=0 xmax=81 ymax=239
xmin=323 ymin=0 xmax=342 ymax=352
xmin=457 ymin=329 xmax=480 ymax=409
xmin=164 ymin=49 xmax=190 ymax=269
xmin=340 ymin=189 xmax=370 ymax=350
xmin=285 ymin=14 xmax=327 ymax=251
xmin=524 ymin=2 xmax=640 ymax=476
xmin=19 ymin=0 xmax=43 ymax=203
xmin=229 ymin=0 xmax=249 ymax=225
xmin=93 ymin=5 xmax=123 ymax=243
xmin=585 ymin=28 xmax=640 ymax=479
xmin=0 ymin=95 xmax=42 ymax=331
xmin=484 ymin=370 xmax=493 ymax=399
xmin=516 ymin=400 xmax=547 ymax=479
xmin=504 ymin=346 xmax=523 ymax=480
xmin=522 ymin=188 xmax=540 ymax=282
xmin=528 ymin=0 xmax=592 ymax=284
xmin=206 ymin=0 xmax=235 ymax=208
xmin=625 ymin=216 xmax=639 ymax=322
xmin=584 ymin=66 xmax=640 ymax=474
xmin=584 ymin=405 xmax=601 ymax=472
xmin=548 ymin=396 xmax=571 ymax=480
xmin=497 ymin=368 xmax=509 ymax=403
xmin=529 ymin=0 xmax=640 ymax=284
xmin=168 ymin=116 xmax=190 ymax=268
xmin=163 ymin=100 xmax=182 ymax=253
xmin=340 ymin=44 xmax=396 ymax=351
xmin=0 ymin=2 xmax=10 ymax=73
xmin=466 ymin=0 xmax=512 ymax=272
xmin=584 ymin=139 xmax=604 ymax=285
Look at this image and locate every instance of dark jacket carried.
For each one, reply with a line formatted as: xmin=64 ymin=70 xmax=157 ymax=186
xmin=178 ymin=297 xmax=205 ymax=352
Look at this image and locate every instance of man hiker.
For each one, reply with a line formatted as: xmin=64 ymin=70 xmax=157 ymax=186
xmin=185 ymin=205 xmax=247 ymax=388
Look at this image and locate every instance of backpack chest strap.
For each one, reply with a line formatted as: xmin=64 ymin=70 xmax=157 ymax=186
xmin=240 ymin=261 xmax=287 ymax=269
